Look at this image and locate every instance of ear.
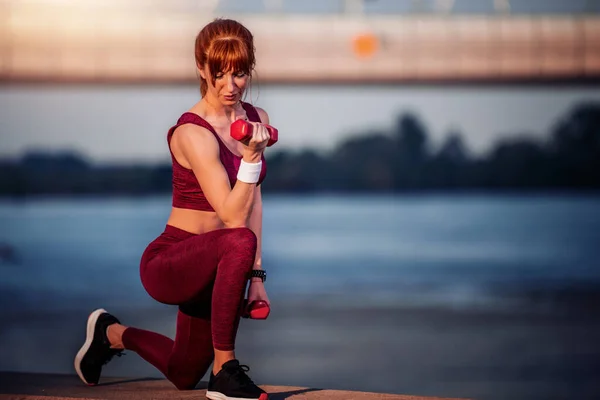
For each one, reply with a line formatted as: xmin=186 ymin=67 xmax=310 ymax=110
xmin=197 ymin=63 xmax=207 ymax=80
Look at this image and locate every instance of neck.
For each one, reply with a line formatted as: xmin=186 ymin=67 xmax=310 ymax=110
xmin=202 ymin=93 xmax=241 ymax=122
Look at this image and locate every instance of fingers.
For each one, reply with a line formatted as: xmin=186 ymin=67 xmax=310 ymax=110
xmin=249 ymin=122 xmax=271 ymax=148
xmin=255 ymin=122 xmax=270 ymax=144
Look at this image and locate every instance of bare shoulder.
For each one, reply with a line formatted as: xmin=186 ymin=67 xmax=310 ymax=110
xmin=254 ymin=106 xmax=270 ymax=125
xmin=171 ymin=123 xmax=219 ymax=159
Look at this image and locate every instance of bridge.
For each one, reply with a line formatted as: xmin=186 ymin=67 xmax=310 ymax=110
xmin=0 ymin=0 xmax=598 ymax=84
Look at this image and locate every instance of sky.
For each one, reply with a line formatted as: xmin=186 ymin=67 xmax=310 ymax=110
xmin=1 ymin=84 xmax=599 ymax=164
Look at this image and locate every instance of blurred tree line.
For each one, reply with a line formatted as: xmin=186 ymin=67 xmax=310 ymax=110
xmin=1 ymin=102 xmax=599 ymax=196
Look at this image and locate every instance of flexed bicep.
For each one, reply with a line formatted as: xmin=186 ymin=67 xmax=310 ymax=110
xmin=172 ymin=124 xmax=233 ymax=221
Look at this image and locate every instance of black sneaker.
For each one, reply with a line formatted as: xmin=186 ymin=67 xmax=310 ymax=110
xmin=207 ymin=359 xmax=268 ymax=400
xmin=74 ymin=308 xmax=124 ymax=386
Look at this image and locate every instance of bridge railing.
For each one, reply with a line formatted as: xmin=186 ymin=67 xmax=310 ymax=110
xmin=0 ymin=1 xmax=598 ymax=84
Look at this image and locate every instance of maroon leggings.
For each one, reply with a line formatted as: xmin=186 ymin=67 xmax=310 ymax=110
xmin=121 ymin=224 xmax=256 ymax=390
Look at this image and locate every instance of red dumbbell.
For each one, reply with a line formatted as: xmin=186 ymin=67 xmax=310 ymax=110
xmin=241 ymin=299 xmax=271 ymax=320
xmin=230 ymin=119 xmax=278 ymax=147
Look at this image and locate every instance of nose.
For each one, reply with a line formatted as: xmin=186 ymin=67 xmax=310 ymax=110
xmin=225 ymin=75 xmax=235 ymax=92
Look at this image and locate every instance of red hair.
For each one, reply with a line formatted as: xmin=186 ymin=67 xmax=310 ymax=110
xmin=195 ymin=19 xmax=256 ymax=97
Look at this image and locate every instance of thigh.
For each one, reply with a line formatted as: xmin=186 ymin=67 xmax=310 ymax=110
xmin=140 ymin=229 xmax=224 ymax=305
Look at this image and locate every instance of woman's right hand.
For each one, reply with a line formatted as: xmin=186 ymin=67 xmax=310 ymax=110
xmin=241 ymin=121 xmax=271 ymax=163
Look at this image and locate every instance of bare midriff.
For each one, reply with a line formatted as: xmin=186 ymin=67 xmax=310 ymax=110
xmin=167 ymin=207 xmax=225 ymax=235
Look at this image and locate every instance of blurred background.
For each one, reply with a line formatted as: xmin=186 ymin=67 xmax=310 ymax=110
xmin=1 ymin=1 xmax=600 ymax=399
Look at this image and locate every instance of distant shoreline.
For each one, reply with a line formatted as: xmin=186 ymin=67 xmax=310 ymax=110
xmin=2 ymin=102 xmax=599 ymax=196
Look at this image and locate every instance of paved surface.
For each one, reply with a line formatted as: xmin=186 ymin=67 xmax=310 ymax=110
xmin=0 ymin=372 xmax=470 ymax=400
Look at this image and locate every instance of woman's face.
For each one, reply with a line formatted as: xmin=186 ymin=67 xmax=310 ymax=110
xmin=201 ymin=64 xmax=249 ymax=105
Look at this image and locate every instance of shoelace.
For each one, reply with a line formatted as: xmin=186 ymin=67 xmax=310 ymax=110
xmin=228 ymin=364 xmax=255 ymax=387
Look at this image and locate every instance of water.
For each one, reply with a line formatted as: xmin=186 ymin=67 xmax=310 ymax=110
xmin=1 ymin=194 xmax=599 ymax=311
xmin=264 ymin=194 xmax=600 ymax=308
xmin=1 ymin=194 xmax=599 ymax=399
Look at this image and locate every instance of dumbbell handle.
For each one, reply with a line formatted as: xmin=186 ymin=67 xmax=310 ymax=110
xmin=230 ymin=119 xmax=278 ymax=147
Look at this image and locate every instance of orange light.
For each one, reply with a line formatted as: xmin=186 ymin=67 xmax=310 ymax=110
xmin=352 ymin=33 xmax=378 ymax=58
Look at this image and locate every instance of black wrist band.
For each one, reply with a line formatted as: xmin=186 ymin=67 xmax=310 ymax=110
xmin=249 ymin=269 xmax=267 ymax=282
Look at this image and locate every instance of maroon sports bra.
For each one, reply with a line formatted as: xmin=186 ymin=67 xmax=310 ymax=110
xmin=167 ymin=102 xmax=267 ymax=212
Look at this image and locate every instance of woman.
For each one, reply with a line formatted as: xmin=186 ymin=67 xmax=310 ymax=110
xmin=74 ymin=18 xmax=271 ymax=400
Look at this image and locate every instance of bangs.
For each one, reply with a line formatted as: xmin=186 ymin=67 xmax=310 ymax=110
xmin=207 ymin=38 xmax=253 ymax=80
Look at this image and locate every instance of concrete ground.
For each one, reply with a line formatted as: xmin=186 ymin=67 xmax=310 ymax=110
xmin=0 ymin=372 xmax=469 ymax=400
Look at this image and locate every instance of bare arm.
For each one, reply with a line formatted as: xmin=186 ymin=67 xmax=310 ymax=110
xmin=249 ymin=107 xmax=270 ymax=269
xmin=171 ymin=121 xmax=269 ymax=227
xmin=245 ymin=107 xmax=271 ymax=303
xmin=248 ymin=107 xmax=269 ymax=273
xmin=246 ymin=186 xmax=270 ymax=302
xmin=248 ymin=187 xmax=263 ymax=273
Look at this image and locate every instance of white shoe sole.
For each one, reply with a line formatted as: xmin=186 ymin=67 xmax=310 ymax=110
xmin=206 ymin=390 xmax=268 ymax=400
xmin=74 ymin=308 xmax=107 ymax=385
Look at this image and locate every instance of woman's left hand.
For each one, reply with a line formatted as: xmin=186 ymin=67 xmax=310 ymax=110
xmin=247 ymin=279 xmax=270 ymax=306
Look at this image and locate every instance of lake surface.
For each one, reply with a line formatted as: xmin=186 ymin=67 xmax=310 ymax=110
xmin=1 ymin=194 xmax=599 ymax=310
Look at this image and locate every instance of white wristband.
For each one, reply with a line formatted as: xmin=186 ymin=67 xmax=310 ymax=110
xmin=237 ymin=159 xmax=262 ymax=183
